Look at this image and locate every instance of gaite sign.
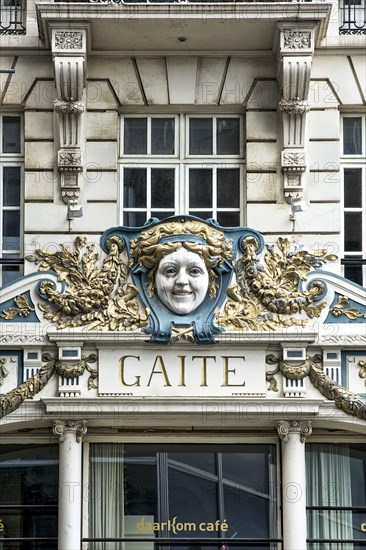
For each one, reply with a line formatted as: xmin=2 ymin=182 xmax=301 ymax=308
xmin=98 ymin=347 xmax=266 ymax=397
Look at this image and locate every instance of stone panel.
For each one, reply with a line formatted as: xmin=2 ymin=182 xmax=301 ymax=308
xmin=167 ymin=57 xmax=198 ymax=104
xmin=136 ymin=58 xmax=169 ymax=105
xmin=25 ymin=80 xmax=57 ymax=110
xmin=306 ymin=170 xmax=340 ymax=202
xmin=308 ymin=80 xmax=339 ymax=109
xmin=88 ymin=58 xmax=144 ymax=105
xmin=86 ymin=81 xmax=118 ymax=110
xmin=84 ymin=171 xmax=118 ymax=201
xmin=25 ymin=171 xmax=55 ymax=201
xmin=25 ymin=203 xmax=69 ymax=232
xmin=246 ymin=111 xmax=278 ymax=140
xmin=86 ymin=111 xmax=118 ymax=141
xmin=246 ymin=172 xmax=280 ymax=202
xmin=246 ymin=142 xmax=279 ymax=170
xmin=312 ymin=57 xmax=363 ymax=105
xmin=221 ymin=57 xmax=276 ymax=105
xmin=25 ymin=111 xmax=54 ymax=140
xmin=85 ymin=142 xmax=117 ymax=170
xmin=247 ymin=203 xmax=340 ymax=233
xmin=350 ymin=55 xmax=366 ymax=103
xmin=195 ymin=57 xmax=227 ymax=105
xmin=247 ymin=80 xmax=278 ymax=110
xmin=308 ymin=110 xmax=339 ymax=139
xmin=3 ymin=57 xmax=53 ymax=105
xmin=25 ymin=141 xmax=54 ymax=170
xmin=308 ymin=141 xmax=340 ymax=170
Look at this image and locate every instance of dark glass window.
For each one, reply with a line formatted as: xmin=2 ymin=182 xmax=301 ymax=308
xmin=0 ymin=444 xmax=58 ymax=548
xmin=2 ymin=117 xmax=21 ymax=154
xmin=343 ymin=117 xmax=362 ymax=155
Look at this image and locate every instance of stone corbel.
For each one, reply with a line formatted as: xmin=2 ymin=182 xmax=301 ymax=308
xmin=276 ymin=24 xmax=316 ymax=204
xmin=51 ymin=28 xmax=87 ymax=218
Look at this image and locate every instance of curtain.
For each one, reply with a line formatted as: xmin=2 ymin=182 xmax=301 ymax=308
xmin=306 ymin=443 xmax=354 ymax=550
xmin=89 ymin=443 xmax=124 ymax=550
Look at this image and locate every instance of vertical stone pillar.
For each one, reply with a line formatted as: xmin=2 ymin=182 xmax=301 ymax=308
xmin=53 ymin=420 xmax=87 ymax=550
xmin=277 ymin=420 xmax=312 ymax=550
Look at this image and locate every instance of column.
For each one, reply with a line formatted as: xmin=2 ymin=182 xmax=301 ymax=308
xmin=53 ymin=420 xmax=87 ymax=550
xmin=277 ymin=420 xmax=312 ymax=550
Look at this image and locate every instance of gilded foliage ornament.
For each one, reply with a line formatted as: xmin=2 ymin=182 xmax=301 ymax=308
xmin=216 ymin=237 xmax=336 ymax=331
xmin=0 ymin=294 xmax=34 ymax=320
xmin=27 ymin=236 xmax=149 ymax=330
xmin=330 ymin=295 xmax=366 ymax=320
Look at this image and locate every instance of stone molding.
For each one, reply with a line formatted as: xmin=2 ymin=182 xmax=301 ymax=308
xmin=277 ymin=420 xmax=312 ymax=443
xmin=53 ymin=420 xmax=87 ymax=443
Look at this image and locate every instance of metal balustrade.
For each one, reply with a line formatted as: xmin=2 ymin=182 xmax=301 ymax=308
xmin=339 ymin=0 xmax=366 ymax=33
xmin=0 ymin=0 xmax=25 ymax=34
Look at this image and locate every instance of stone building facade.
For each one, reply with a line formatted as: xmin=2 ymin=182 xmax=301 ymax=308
xmin=0 ymin=0 xmax=365 ymax=549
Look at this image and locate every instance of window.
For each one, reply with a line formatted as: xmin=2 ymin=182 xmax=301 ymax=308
xmin=0 ymin=444 xmax=58 ymax=548
xmin=341 ymin=116 xmax=366 ymax=287
xmin=306 ymin=443 xmax=366 ymax=549
xmin=87 ymin=443 xmax=279 ymax=549
xmin=339 ymin=0 xmax=366 ymax=34
xmin=0 ymin=0 xmax=25 ymax=34
xmin=120 ymin=115 xmax=243 ymax=227
xmin=0 ymin=115 xmax=23 ymax=286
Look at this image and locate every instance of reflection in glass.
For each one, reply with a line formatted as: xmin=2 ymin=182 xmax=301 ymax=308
xmin=344 ymin=212 xmax=362 ymax=251
xmin=344 ymin=168 xmax=362 ymax=208
xmin=189 ymin=169 xmax=212 ymax=208
xmin=124 ymin=118 xmax=147 ymax=154
xmin=217 ymin=118 xmax=240 ymax=155
xmin=124 ymin=168 xmax=147 ymax=208
xmin=3 ymin=210 xmax=20 ymax=250
xmin=217 ymin=169 xmax=240 ymax=208
xmin=343 ymin=117 xmax=362 ymax=155
xmin=3 ymin=166 xmax=21 ymax=206
xmin=151 ymin=118 xmax=175 ymax=155
xmin=3 ymin=116 xmax=21 ymax=153
xmin=189 ymin=119 xmax=213 ymax=155
xmin=151 ymin=169 xmax=175 ymax=208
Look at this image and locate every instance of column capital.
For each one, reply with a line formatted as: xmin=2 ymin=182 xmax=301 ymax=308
xmin=277 ymin=420 xmax=312 ymax=443
xmin=53 ymin=420 xmax=87 ymax=443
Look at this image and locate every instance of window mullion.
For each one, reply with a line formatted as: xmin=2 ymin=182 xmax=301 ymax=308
xmin=212 ymin=166 xmax=217 ymax=219
xmin=158 ymin=453 xmax=170 ymax=535
xmin=147 ymin=167 xmax=152 ymax=219
xmin=216 ymin=453 xmax=225 ymax=539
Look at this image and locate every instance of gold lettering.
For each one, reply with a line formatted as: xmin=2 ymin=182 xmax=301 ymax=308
xmin=178 ymin=356 xmax=186 ymax=387
xmin=192 ymin=356 xmax=216 ymax=386
xmin=361 ymin=523 xmax=366 ymax=533
xmin=120 ymin=356 xmax=141 ymax=386
xmin=222 ymin=356 xmax=246 ymax=387
xmin=147 ymin=356 xmax=172 ymax=387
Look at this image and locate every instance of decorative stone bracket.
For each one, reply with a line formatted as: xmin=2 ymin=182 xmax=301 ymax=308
xmin=51 ymin=28 xmax=87 ymax=218
xmin=276 ymin=24 xmax=316 ymax=205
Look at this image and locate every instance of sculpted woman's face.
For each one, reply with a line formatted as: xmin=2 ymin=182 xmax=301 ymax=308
xmin=155 ymin=247 xmax=209 ymax=315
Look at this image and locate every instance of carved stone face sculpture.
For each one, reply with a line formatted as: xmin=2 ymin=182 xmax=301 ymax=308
xmin=155 ymin=247 xmax=209 ymax=315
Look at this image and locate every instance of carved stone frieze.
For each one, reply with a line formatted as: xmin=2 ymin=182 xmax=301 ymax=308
xmin=282 ymin=151 xmax=306 ymax=171
xmin=58 ymin=150 xmax=82 ymax=172
xmin=53 ymin=420 xmax=87 ymax=443
xmin=54 ymin=31 xmax=83 ymax=51
xmin=277 ymin=420 xmax=312 ymax=443
xmin=54 ymin=99 xmax=85 ymax=115
xmin=283 ymin=30 xmax=312 ymax=51
xmin=279 ymin=98 xmax=310 ymax=115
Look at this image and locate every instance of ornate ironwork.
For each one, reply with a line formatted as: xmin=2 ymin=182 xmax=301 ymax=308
xmin=339 ymin=2 xmax=366 ymax=34
xmin=0 ymin=0 xmax=26 ymax=34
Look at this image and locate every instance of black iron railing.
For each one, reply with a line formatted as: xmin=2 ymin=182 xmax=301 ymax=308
xmin=339 ymin=0 xmax=366 ymax=33
xmin=0 ymin=0 xmax=26 ymax=34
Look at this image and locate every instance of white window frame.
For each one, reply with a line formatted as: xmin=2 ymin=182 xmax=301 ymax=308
xmin=340 ymin=114 xmax=366 ymax=286
xmin=0 ymin=114 xmax=23 ymax=286
xmin=119 ymin=114 xmax=245 ymax=226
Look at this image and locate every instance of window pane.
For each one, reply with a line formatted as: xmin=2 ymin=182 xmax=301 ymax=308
xmin=189 ymin=210 xmax=213 ymax=219
xmin=217 ymin=118 xmax=240 ymax=155
xmin=123 ymin=168 xmax=147 ymax=208
xmin=217 ymin=169 xmax=240 ymax=207
xmin=1 ymin=264 xmax=21 ymax=285
xmin=123 ymin=211 xmax=147 ymax=228
xmin=124 ymin=118 xmax=147 ymax=154
xmin=344 ymin=168 xmax=362 ymax=208
xmin=217 ymin=211 xmax=240 ymax=227
xmin=189 ymin=169 xmax=212 ymax=208
xmin=3 ymin=210 xmax=20 ymax=250
xmin=3 ymin=166 xmax=21 ymax=206
xmin=151 ymin=118 xmax=175 ymax=155
xmin=189 ymin=118 xmax=212 ymax=155
xmin=343 ymin=117 xmax=362 ymax=154
xmin=151 ymin=168 xmax=175 ymax=208
xmin=344 ymin=264 xmax=363 ymax=286
xmin=344 ymin=211 xmax=362 ymax=251
xmin=168 ymin=470 xmax=219 ymax=538
xmin=3 ymin=116 xmax=21 ymax=153
xmin=169 ymin=452 xmax=216 ymax=475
